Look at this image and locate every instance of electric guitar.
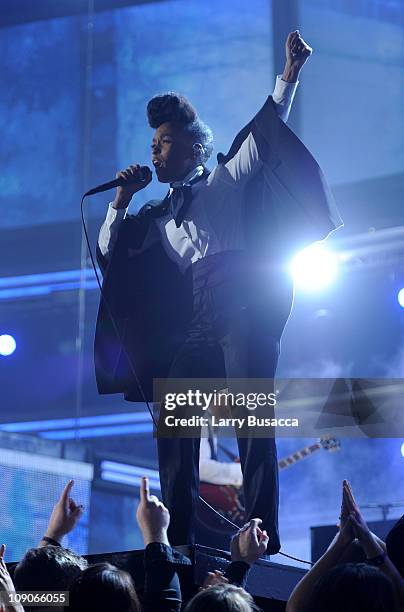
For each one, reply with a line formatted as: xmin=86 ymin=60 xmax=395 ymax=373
xmin=198 ymin=436 xmax=341 ymax=531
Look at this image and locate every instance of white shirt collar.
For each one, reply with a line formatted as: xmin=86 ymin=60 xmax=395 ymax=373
xmin=171 ymin=164 xmax=204 ymax=188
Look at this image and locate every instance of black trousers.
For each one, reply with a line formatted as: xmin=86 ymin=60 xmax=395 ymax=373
xmin=157 ymin=251 xmax=282 ymax=554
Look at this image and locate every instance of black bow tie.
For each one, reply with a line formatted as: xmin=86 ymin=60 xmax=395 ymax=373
xmin=155 ymin=169 xmax=209 ymax=227
xmin=169 ymin=184 xmax=193 ymax=228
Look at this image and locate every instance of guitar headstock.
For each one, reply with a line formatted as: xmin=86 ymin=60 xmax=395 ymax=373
xmin=319 ymin=435 xmax=341 ymax=452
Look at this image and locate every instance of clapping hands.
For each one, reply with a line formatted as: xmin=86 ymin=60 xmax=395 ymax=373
xmin=336 ymin=480 xmax=357 ymax=547
xmin=335 ymin=479 xmax=385 ymax=561
xmin=342 ymin=480 xmax=378 ymax=550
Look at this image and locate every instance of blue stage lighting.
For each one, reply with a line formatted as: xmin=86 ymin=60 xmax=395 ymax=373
xmin=0 ymin=334 xmax=16 ymax=356
xmin=398 ymin=289 xmax=404 ymax=308
xmin=290 ymin=243 xmax=338 ymax=291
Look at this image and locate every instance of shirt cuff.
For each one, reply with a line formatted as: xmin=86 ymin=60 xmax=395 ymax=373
xmin=105 ymin=202 xmax=127 ymax=225
xmin=273 ymin=74 xmax=298 ymax=105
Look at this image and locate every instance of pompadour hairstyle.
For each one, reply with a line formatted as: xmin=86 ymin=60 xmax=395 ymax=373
xmin=147 ymin=92 xmax=214 ymax=163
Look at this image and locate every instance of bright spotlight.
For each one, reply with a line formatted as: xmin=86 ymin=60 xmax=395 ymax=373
xmin=398 ymin=289 xmax=404 ymax=308
xmin=401 ymin=442 xmax=404 ymax=458
xmin=0 ymin=334 xmax=16 ymax=356
xmin=290 ymin=243 xmax=338 ymax=291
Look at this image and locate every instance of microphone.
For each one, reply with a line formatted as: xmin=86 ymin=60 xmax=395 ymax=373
xmin=84 ymin=166 xmax=151 ymax=197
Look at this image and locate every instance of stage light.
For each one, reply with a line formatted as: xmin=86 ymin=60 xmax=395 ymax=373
xmin=0 ymin=334 xmax=16 ymax=356
xmin=401 ymin=441 xmax=404 ymax=458
xmin=398 ymin=289 xmax=404 ymax=308
xmin=290 ymin=243 xmax=338 ymax=290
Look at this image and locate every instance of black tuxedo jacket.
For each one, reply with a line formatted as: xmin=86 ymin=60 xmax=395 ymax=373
xmin=94 ymin=96 xmax=342 ymax=401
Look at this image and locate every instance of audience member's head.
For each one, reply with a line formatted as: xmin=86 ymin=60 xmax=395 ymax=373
xmin=307 ymin=562 xmax=394 ymax=612
xmin=69 ymin=562 xmax=140 ymax=612
xmin=13 ymin=545 xmax=87 ymax=593
xmin=184 ymin=584 xmax=260 ymax=612
xmin=386 ymin=514 xmax=404 ymax=577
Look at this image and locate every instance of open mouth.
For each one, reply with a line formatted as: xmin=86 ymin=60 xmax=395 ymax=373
xmin=152 ymin=158 xmax=163 ymax=169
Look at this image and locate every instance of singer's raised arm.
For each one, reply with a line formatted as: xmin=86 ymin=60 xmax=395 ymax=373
xmin=219 ymin=31 xmax=312 ymax=185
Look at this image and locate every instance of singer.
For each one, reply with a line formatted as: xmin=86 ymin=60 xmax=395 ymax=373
xmin=94 ymin=31 xmax=342 ymax=551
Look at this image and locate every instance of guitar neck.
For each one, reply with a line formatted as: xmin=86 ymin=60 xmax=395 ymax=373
xmin=278 ymin=443 xmax=322 ymax=470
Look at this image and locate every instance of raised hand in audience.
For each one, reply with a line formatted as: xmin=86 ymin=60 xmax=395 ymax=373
xmin=230 ymin=518 xmax=269 ymax=565
xmin=136 ymin=476 xmax=170 ymax=546
xmin=287 ymin=481 xmax=404 ymax=612
xmin=342 ymin=480 xmax=386 ymax=555
xmin=343 ymin=480 xmax=404 ymax=608
xmin=326 ymin=478 xmax=357 ymax=553
xmin=39 ymin=480 xmax=84 ymax=547
xmin=0 ymin=545 xmax=24 ymax=612
xmin=286 ymin=481 xmax=366 ymax=612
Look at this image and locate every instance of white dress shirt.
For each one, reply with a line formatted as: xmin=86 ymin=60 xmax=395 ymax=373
xmin=98 ymin=76 xmax=298 ymax=269
xmin=199 ymin=431 xmax=243 ymax=486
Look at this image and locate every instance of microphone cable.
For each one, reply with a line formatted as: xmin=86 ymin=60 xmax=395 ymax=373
xmin=80 ymin=193 xmax=312 ymax=567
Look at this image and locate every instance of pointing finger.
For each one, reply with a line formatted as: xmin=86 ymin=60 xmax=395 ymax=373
xmin=140 ymin=476 xmax=150 ymax=503
xmin=60 ymin=480 xmax=74 ymax=510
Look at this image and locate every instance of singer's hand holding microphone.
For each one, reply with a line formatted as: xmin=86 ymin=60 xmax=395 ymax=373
xmin=112 ymin=164 xmax=152 ymax=210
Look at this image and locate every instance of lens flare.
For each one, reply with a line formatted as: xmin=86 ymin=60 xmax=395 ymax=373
xmin=290 ymin=243 xmax=338 ymax=291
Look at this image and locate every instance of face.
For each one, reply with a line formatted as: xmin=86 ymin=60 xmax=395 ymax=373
xmin=151 ymin=121 xmax=196 ymax=183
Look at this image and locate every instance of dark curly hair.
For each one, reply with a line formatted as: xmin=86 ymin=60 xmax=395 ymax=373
xmin=147 ymin=92 xmax=214 ymax=163
xmin=13 ymin=546 xmax=88 ymax=611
